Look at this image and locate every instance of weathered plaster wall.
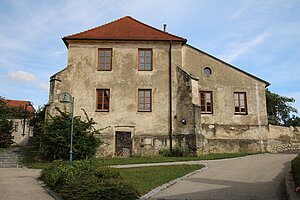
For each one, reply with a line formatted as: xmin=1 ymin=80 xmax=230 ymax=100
xmin=47 ymin=40 xmax=186 ymax=156
xmin=181 ymin=45 xmax=269 ymax=145
xmin=10 ymin=119 xmax=33 ymax=146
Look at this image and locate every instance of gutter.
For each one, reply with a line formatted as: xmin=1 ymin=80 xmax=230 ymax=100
xmin=62 ymin=38 xmax=187 ymax=48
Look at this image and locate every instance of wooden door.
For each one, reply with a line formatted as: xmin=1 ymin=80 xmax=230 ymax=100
xmin=115 ymin=132 xmax=131 ymax=157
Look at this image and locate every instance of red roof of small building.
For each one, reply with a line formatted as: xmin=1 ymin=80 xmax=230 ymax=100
xmin=4 ymin=100 xmax=35 ymax=112
xmin=63 ymin=16 xmax=187 ymax=45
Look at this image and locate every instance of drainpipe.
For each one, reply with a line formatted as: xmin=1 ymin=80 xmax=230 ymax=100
xmin=169 ymin=40 xmax=173 ymax=153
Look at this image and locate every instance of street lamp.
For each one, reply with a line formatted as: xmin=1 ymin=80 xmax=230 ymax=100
xmin=58 ymin=92 xmax=74 ymax=163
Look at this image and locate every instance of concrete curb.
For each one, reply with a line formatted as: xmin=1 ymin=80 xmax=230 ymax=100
xmin=139 ymin=165 xmax=208 ymax=200
xmin=38 ymin=180 xmax=62 ymax=200
xmin=286 ymin=170 xmax=300 ymax=200
xmin=112 ymin=153 xmax=267 ymax=168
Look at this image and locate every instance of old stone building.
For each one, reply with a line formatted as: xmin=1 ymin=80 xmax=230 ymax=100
xmin=46 ymin=16 xmax=275 ymax=157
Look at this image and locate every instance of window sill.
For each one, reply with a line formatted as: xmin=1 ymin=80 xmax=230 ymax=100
xmin=97 ymin=69 xmax=112 ymax=71
xmin=138 ymin=110 xmax=152 ymax=112
xmin=234 ymin=113 xmax=248 ymax=115
xmin=201 ymin=112 xmax=213 ymax=114
xmin=95 ymin=110 xmax=109 ymax=112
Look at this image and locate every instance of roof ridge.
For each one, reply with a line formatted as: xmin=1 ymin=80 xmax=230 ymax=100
xmin=64 ymin=16 xmax=129 ymax=39
xmin=127 ymin=16 xmax=186 ymax=41
xmin=63 ymin=16 xmax=187 ymax=41
xmin=4 ymin=99 xmax=31 ymax=102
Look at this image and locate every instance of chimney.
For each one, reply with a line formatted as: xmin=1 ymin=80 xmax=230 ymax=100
xmin=163 ymin=24 xmax=167 ymax=32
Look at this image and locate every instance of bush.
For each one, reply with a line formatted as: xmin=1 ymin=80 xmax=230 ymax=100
xmin=41 ymin=159 xmax=138 ymax=200
xmin=159 ymin=146 xmax=187 ymax=157
xmin=59 ymin=177 xmax=137 ymax=200
xmin=41 ymin=108 xmax=102 ymax=161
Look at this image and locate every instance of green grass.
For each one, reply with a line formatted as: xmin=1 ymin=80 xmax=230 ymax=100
xmin=119 ymin=165 xmax=204 ymax=195
xmin=22 ymin=146 xmax=262 ymax=169
xmin=292 ymin=154 xmax=300 ymax=187
xmin=96 ymin=152 xmax=261 ymax=166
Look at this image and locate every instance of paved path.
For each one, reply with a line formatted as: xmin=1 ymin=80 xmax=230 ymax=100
xmin=0 ymin=168 xmax=54 ymax=200
xmin=150 ymin=152 xmax=298 ymax=200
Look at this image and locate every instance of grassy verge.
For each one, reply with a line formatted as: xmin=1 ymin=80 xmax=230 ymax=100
xmin=292 ymin=154 xmax=300 ymax=187
xmin=23 ymin=148 xmax=262 ymax=169
xmin=119 ymin=165 xmax=204 ymax=195
xmin=96 ymin=152 xmax=262 ymax=166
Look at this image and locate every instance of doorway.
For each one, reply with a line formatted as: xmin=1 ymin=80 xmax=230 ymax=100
xmin=115 ymin=131 xmax=131 ymax=157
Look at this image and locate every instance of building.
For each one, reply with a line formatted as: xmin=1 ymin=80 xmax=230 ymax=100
xmin=4 ymin=99 xmax=35 ymax=146
xmin=46 ymin=16 xmax=272 ymax=157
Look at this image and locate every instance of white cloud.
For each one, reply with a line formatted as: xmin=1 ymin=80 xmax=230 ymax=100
xmin=220 ymin=32 xmax=268 ymax=62
xmin=52 ymin=49 xmax=66 ymax=56
xmin=7 ymin=71 xmax=37 ymax=82
xmin=38 ymin=83 xmax=48 ymax=91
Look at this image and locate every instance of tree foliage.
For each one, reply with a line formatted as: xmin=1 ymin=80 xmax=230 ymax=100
xmin=0 ymin=97 xmax=14 ymax=148
xmin=40 ymin=108 xmax=102 ymax=161
xmin=266 ymin=89 xmax=299 ymax=126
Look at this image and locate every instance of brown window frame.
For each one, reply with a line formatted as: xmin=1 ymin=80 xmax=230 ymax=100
xmin=199 ymin=91 xmax=213 ymax=114
xmin=138 ymin=89 xmax=152 ymax=112
xmin=138 ymin=49 xmax=153 ymax=71
xmin=234 ymin=92 xmax=247 ymax=115
xmin=98 ymin=48 xmax=112 ymax=71
xmin=96 ymin=89 xmax=110 ymax=112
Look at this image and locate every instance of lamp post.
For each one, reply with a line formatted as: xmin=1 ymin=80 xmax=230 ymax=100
xmin=58 ymin=92 xmax=74 ymax=163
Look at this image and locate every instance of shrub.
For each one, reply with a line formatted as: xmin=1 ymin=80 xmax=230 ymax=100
xmin=59 ymin=177 xmax=138 ymax=200
xmin=159 ymin=145 xmax=187 ymax=157
xmin=41 ymin=159 xmax=138 ymax=200
xmin=41 ymin=108 xmax=102 ymax=161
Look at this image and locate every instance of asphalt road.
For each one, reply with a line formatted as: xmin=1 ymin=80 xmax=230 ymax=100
xmin=151 ymin=152 xmax=298 ymax=200
xmin=0 ymin=168 xmax=54 ymax=200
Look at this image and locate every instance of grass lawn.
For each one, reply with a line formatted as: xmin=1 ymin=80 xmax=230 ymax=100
xmin=119 ymin=164 xmax=204 ymax=196
xmin=22 ymin=147 xmax=262 ymax=169
xmin=96 ymin=152 xmax=261 ymax=166
xmin=292 ymin=153 xmax=300 ymax=187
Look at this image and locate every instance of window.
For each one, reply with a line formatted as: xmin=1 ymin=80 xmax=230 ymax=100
xmin=96 ymin=89 xmax=110 ymax=111
xmin=234 ymin=92 xmax=247 ymax=114
xmin=199 ymin=91 xmax=213 ymax=113
xmin=98 ymin=49 xmax=112 ymax=70
xmin=203 ymin=67 xmax=212 ymax=76
xmin=138 ymin=89 xmax=152 ymax=111
xmin=138 ymin=49 xmax=152 ymax=70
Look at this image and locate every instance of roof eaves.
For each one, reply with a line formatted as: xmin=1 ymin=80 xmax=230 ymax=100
xmin=62 ymin=38 xmax=187 ymax=47
xmin=185 ymin=44 xmax=270 ymax=87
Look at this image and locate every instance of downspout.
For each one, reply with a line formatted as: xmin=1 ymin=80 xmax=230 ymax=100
xmin=169 ymin=40 xmax=173 ymax=153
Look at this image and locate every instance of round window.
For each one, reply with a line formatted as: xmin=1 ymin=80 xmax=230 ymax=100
xmin=203 ymin=67 xmax=212 ymax=76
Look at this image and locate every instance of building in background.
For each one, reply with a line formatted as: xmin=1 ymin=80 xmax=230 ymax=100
xmin=4 ymin=99 xmax=35 ymax=146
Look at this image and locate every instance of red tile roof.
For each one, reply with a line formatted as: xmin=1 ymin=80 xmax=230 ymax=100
xmin=4 ymin=100 xmax=35 ymax=112
xmin=63 ymin=16 xmax=187 ymax=45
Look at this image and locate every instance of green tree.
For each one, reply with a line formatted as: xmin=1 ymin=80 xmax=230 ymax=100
xmin=266 ymin=89 xmax=298 ymax=126
xmin=40 ymin=108 xmax=103 ymax=161
xmin=0 ymin=97 xmax=14 ymax=148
